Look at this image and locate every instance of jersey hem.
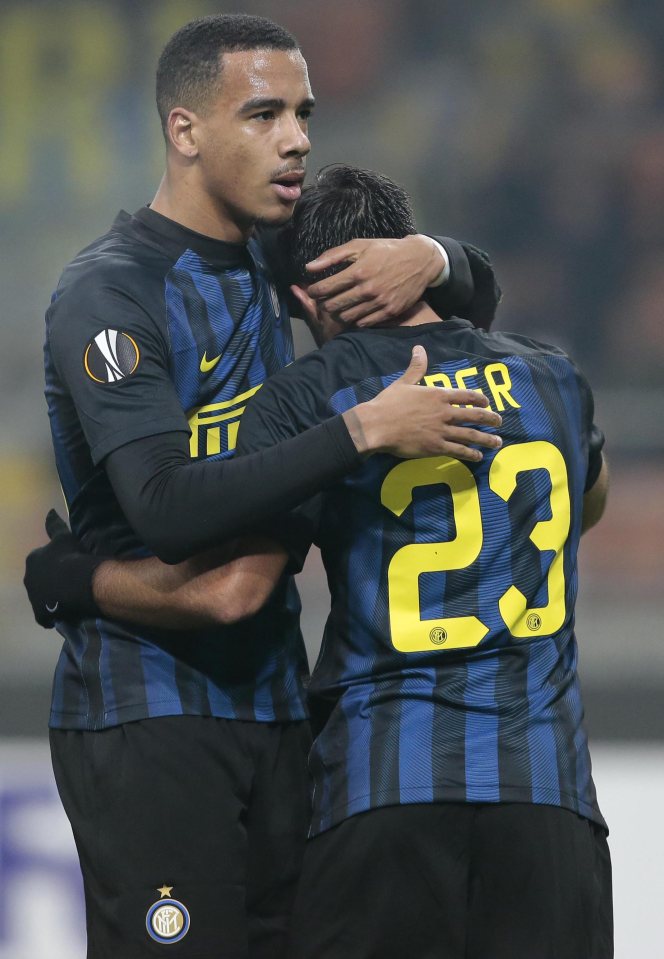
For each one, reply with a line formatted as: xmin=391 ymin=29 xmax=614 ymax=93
xmin=310 ymin=783 xmax=607 ymax=837
xmin=49 ymin=698 xmax=309 ymax=730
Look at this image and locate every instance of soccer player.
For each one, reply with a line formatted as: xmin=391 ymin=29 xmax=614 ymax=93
xmin=31 ymin=163 xmax=611 ymax=957
xmin=27 ymin=14 xmax=503 ymax=959
xmin=243 ymin=167 xmax=611 ymax=959
xmin=257 ymin=167 xmax=612 ymax=959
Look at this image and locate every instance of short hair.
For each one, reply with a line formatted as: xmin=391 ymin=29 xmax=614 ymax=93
xmin=156 ymin=14 xmax=299 ymax=135
xmin=286 ymin=165 xmax=418 ymax=284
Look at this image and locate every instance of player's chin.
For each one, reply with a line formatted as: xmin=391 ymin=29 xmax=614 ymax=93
xmin=258 ymin=197 xmax=298 ymax=226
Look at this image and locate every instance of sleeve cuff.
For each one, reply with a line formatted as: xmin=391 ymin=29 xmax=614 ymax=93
xmin=426 ymin=238 xmax=451 ymax=288
xmin=323 ymin=414 xmax=364 ymax=471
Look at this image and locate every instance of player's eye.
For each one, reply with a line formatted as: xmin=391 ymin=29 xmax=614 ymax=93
xmin=252 ymin=111 xmax=276 ymax=121
xmin=298 ymin=109 xmax=312 ymax=121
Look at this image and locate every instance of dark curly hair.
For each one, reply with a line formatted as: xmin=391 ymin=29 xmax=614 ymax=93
xmin=285 ymin=164 xmax=417 ymax=284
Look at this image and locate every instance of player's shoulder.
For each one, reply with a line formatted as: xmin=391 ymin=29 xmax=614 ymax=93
xmin=460 ymin=323 xmax=590 ymax=375
xmin=253 ymin=346 xmax=330 ymax=411
xmin=470 ymin=325 xmax=595 ymax=403
xmin=48 ymin=213 xmax=173 ymax=341
xmin=485 ymin=326 xmax=594 ymax=378
xmin=257 ymin=328 xmax=412 ymax=415
xmin=239 ymin=345 xmax=348 ymax=453
xmin=260 ymin=332 xmax=367 ymax=396
xmin=463 ymin=324 xmax=570 ymax=361
xmin=56 ymin=213 xmax=170 ymax=299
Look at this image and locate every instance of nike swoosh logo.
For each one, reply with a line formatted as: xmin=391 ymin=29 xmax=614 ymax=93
xmin=200 ymin=352 xmax=222 ymax=374
xmin=45 ymin=601 xmax=59 ymax=614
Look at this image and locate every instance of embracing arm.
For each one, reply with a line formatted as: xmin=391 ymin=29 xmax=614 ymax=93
xmin=24 ymin=511 xmax=288 ymax=630
xmin=25 ymin=348 xmax=502 ymax=628
xmin=260 ymin=220 xmax=500 ymax=329
xmin=301 ymin=235 xmax=499 ymax=329
xmin=104 ymin=419 xmax=352 ymax=565
xmin=106 ymin=347 xmax=501 ymax=564
xmin=50 ymin=237 xmax=499 ymax=570
xmin=92 ymin=536 xmax=288 ymax=629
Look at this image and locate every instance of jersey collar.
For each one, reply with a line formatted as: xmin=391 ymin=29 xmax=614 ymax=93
xmin=116 ymin=207 xmax=254 ymax=270
xmin=344 ymin=317 xmax=475 ymax=337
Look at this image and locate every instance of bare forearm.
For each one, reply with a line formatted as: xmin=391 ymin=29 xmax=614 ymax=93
xmin=92 ymin=539 xmax=288 ymax=629
xmin=92 ymin=556 xmax=222 ymax=629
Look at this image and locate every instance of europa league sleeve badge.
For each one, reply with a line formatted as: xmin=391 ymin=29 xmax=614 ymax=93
xmin=84 ymin=329 xmax=140 ymax=384
xmin=146 ymin=886 xmax=190 ymax=944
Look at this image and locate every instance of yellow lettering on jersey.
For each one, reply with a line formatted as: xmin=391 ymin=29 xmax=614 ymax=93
xmin=484 ymin=363 xmax=521 ymax=411
xmin=489 ymin=441 xmax=569 ymax=636
xmin=424 ymin=363 xmax=519 ymax=412
xmin=454 ymin=366 xmax=486 ymax=406
xmin=381 ymin=441 xmax=570 ymax=653
xmin=381 ymin=457 xmax=489 ymax=652
xmin=424 ymin=372 xmax=453 ymax=389
xmin=188 ymin=383 xmax=262 ymax=458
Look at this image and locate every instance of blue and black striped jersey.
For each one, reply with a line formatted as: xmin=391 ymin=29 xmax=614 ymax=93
xmin=236 ymin=318 xmax=607 ymax=835
xmin=45 ymin=207 xmax=308 ymax=729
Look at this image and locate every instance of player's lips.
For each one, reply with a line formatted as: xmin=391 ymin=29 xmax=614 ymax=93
xmin=271 ymin=170 xmax=305 ymax=202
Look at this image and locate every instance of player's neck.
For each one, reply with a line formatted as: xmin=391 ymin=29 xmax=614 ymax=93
xmin=390 ymin=301 xmax=443 ymax=328
xmin=150 ymin=172 xmax=254 ymax=245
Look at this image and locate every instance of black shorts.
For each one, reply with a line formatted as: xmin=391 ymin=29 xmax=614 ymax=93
xmin=289 ymin=802 xmax=613 ymax=959
xmin=50 ymin=715 xmax=311 ymax=959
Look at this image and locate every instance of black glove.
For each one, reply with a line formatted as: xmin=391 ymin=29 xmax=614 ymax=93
xmin=23 ymin=510 xmax=106 ymax=628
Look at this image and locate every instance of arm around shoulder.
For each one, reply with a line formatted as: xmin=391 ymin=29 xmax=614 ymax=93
xmin=92 ymin=537 xmax=289 ymax=629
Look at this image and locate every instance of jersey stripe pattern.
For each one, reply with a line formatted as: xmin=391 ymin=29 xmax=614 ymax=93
xmin=288 ymin=325 xmax=605 ymax=836
xmin=45 ymin=212 xmax=307 ymax=729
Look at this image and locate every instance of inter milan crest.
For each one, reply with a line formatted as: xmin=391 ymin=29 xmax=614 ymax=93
xmin=83 ymin=329 xmax=140 ymax=383
xmin=146 ymin=885 xmax=190 ymax=944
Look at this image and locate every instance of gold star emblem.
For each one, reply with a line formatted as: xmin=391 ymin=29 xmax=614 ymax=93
xmin=157 ymin=885 xmax=173 ymax=899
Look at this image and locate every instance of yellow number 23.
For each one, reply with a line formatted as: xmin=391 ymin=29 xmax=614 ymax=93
xmin=380 ymin=442 xmax=571 ymax=653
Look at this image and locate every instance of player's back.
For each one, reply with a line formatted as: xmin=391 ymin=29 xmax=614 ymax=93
xmin=274 ymin=317 xmax=605 ymax=835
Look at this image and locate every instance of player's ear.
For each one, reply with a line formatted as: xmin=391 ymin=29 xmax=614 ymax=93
xmin=290 ymin=284 xmax=318 ymax=323
xmin=166 ymin=107 xmax=199 ymax=159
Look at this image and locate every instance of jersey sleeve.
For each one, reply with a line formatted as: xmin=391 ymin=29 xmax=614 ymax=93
xmin=573 ymin=363 xmax=605 ymax=491
xmin=235 ymin=367 xmax=325 ymax=569
xmin=424 ymin=238 xmax=501 ymax=331
xmin=47 ymin=279 xmax=188 ymax=464
xmin=585 ymin=423 xmax=605 ymax=491
xmin=258 ymin=497 xmax=322 ymax=574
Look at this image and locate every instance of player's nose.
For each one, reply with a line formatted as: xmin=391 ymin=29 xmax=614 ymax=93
xmin=279 ymin=114 xmax=311 ymax=158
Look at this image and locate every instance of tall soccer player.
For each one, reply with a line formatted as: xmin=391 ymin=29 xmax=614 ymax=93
xmin=26 ymin=14 xmax=503 ymax=959
xmin=30 ymin=164 xmax=612 ymax=958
